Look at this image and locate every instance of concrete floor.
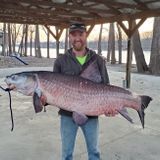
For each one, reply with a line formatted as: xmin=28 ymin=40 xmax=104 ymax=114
xmin=0 ymin=67 xmax=160 ymax=160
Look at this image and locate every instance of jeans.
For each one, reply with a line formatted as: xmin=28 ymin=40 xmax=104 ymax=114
xmin=60 ymin=115 xmax=100 ymax=160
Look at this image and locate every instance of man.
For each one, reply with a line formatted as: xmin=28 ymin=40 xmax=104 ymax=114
xmin=53 ymin=23 xmax=110 ymax=160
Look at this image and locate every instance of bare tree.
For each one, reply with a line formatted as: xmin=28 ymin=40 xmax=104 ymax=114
xmin=18 ymin=25 xmax=26 ymax=55
xmin=43 ymin=26 xmax=50 ymax=58
xmin=11 ymin=24 xmax=16 ymax=53
xmin=64 ymin=28 xmax=69 ymax=53
xmin=149 ymin=17 xmax=160 ymax=75
xmin=7 ymin=23 xmax=12 ymax=55
xmin=116 ymin=23 xmax=122 ymax=64
xmin=29 ymin=26 xmax=34 ymax=56
xmin=46 ymin=28 xmax=50 ymax=58
xmin=35 ymin=25 xmax=41 ymax=58
xmin=2 ymin=23 xmax=7 ymax=56
xmin=107 ymin=23 xmax=116 ymax=64
xmin=97 ymin=24 xmax=103 ymax=55
xmin=24 ymin=24 xmax=28 ymax=56
xmin=11 ymin=24 xmax=21 ymax=53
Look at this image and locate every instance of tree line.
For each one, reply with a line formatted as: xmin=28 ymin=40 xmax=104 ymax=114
xmin=0 ymin=17 xmax=160 ymax=75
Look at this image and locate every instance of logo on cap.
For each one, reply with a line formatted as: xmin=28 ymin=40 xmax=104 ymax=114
xmin=69 ymin=23 xmax=86 ymax=33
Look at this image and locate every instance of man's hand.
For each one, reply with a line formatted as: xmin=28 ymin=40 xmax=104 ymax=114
xmin=40 ymin=95 xmax=47 ymax=106
xmin=105 ymin=109 xmax=118 ymax=117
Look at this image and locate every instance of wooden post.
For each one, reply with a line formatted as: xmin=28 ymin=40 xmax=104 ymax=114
xmin=47 ymin=29 xmax=50 ymax=58
xmin=44 ymin=25 xmax=63 ymax=58
xmin=56 ymin=27 xmax=60 ymax=57
xmin=2 ymin=23 xmax=6 ymax=56
xmin=117 ymin=18 xmax=146 ymax=88
xmin=126 ymin=37 xmax=132 ymax=88
xmin=64 ymin=28 xmax=68 ymax=53
xmin=86 ymin=25 xmax=94 ymax=37
xmin=56 ymin=40 xmax=60 ymax=57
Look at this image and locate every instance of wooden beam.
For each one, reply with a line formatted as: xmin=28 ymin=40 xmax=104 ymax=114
xmin=117 ymin=21 xmax=130 ymax=37
xmin=90 ymin=0 xmax=140 ymax=9
xmin=57 ymin=28 xmax=64 ymax=40
xmin=0 ymin=0 xmax=160 ymax=28
xmin=131 ymin=18 xmax=146 ymax=36
xmin=126 ymin=37 xmax=132 ymax=88
xmin=45 ymin=25 xmax=64 ymax=57
xmin=44 ymin=25 xmax=57 ymax=40
xmin=133 ymin=0 xmax=149 ymax=10
xmin=117 ymin=18 xmax=146 ymax=38
xmin=86 ymin=25 xmax=95 ymax=37
xmin=7 ymin=0 xmax=116 ymax=15
xmin=117 ymin=18 xmax=146 ymax=88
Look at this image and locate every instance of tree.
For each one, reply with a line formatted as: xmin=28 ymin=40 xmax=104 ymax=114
xmin=2 ymin=23 xmax=7 ymax=56
xmin=97 ymin=24 xmax=103 ymax=55
xmin=35 ymin=25 xmax=41 ymax=58
xmin=116 ymin=23 xmax=122 ymax=64
xmin=107 ymin=23 xmax=116 ymax=64
xmin=24 ymin=24 xmax=28 ymax=56
xmin=29 ymin=26 xmax=34 ymax=56
xmin=46 ymin=28 xmax=50 ymax=58
xmin=43 ymin=26 xmax=50 ymax=58
xmin=18 ymin=25 xmax=25 ymax=55
xmin=7 ymin=23 xmax=12 ymax=55
xmin=11 ymin=24 xmax=22 ymax=53
xmin=64 ymin=28 xmax=69 ymax=53
xmin=149 ymin=17 xmax=160 ymax=75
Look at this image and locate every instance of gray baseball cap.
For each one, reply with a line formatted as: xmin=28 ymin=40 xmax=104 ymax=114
xmin=69 ymin=23 xmax=86 ymax=33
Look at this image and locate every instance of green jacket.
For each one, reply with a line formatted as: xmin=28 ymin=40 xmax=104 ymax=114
xmin=53 ymin=48 xmax=110 ymax=117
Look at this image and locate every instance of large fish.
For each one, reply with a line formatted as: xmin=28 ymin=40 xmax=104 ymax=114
xmin=5 ymin=63 xmax=152 ymax=128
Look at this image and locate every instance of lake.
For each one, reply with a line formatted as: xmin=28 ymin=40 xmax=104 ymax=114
xmin=28 ymin=48 xmax=150 ymax=65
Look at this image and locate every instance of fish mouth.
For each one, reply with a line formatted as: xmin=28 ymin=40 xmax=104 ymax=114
xmin=6 ymin=83 xmax=16 ymax=90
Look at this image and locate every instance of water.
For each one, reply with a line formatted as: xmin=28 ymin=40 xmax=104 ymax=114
xmin=101 ymin=50 xmax=151 ymax=65
xmin=16 ymin=47 xmax=151 ymax=65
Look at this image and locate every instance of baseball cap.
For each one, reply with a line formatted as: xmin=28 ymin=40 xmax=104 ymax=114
xmin=69 ymin=23 xmax=86 ymax=33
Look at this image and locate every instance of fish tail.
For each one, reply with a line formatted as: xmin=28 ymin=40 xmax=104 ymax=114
xmin=137 ymin=95 xmax=152 ymax=128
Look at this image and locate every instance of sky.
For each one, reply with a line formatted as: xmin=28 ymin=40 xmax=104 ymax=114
xmin=86 ymin=17 xmax=154 ymax=41
xmin=138 ymin=17 xmax=154 ymax=32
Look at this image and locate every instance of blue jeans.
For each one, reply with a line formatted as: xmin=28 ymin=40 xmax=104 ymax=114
xmin=60 ymin=115 xmax=100 ymax=160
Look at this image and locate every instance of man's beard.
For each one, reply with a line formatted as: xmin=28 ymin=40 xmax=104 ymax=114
xmin=72 ymin=41 xmax=86 ymax=51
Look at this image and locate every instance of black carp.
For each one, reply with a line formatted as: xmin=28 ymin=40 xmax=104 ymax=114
xmin=5 ymin=69 xmax=152 ymax=128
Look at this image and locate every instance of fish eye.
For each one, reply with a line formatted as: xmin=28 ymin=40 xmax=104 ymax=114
xmin=11 ymin=75 xmax=17 ymax=80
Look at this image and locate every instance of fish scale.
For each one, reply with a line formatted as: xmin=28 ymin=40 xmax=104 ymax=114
xmin=39 ymin=74 xmax=140 ymax=115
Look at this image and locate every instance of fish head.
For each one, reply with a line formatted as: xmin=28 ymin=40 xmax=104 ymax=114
xmin=5 ymin=72 xmax=38 ymax=96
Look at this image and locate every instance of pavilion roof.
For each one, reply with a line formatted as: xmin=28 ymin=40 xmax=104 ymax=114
xmin=0 ymin=0 xmax=160 ymax=28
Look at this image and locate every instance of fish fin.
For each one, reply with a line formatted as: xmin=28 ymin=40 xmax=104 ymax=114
xmin=118 ymin=108 xmax=134 ymax=124
xmin=72 ymin=111 xmax=88 ymax=125
xmin=80 ymin=60 xmax=102 ymax=83
xmin=33 ymin=92 xmax=43 ymax=113
xmin=137 ymin=95 xmax=152 ymax=128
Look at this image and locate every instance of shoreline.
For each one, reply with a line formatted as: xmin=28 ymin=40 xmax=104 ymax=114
xmin=0 ymin=56 xmax=55 ymax=69
xmin=0 ymin=55 xmax=153 ymax=77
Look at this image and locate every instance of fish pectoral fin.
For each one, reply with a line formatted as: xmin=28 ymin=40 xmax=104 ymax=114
xmin=118 ymin=108 xmax=134 ymax=124
xmin=80 ymin=60 xmax=102 ymax=83
xmin=72 ymin=111 xmax=88 ymax=126
xmin=33 ymin=92 xmax=43 ymax=113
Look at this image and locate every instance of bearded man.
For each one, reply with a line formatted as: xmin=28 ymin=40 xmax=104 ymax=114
xmin=53 ymin=23 xmax=112 ymax=160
